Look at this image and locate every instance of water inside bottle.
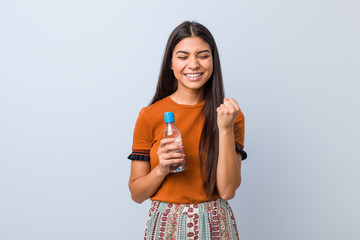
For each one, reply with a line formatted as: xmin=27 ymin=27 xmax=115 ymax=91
xmin=167 ymin=137 xmax=185 ymax=172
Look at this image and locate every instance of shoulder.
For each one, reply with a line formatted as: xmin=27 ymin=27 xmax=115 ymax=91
xmin=136 ymin=97 xmax=170 ymax=123
xmin=140 ymin=97 xmax=170 ymax=115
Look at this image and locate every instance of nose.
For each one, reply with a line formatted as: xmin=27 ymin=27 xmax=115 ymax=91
xmin=188 ymin=56 xmax=200 ymax=70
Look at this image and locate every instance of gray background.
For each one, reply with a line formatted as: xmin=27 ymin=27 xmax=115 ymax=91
xmin=1 ymin=0 xmax=359 ymax=239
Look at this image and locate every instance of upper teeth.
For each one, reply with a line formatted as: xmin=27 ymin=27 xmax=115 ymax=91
xmin=185 ymin=73 xmax=202 ymax=77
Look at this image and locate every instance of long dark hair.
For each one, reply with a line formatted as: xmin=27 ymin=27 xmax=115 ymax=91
xmin=150 ymin=21 xmax=224 ymax=197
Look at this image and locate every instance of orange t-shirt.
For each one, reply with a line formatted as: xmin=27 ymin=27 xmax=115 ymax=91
xmin=128 ymin=96 xmax=247 ymax=204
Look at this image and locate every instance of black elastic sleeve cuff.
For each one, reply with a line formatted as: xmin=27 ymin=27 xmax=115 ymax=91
xmin=127 ymin=149 xmax=150 ymax=161
xmin=235 ymin=143 xmax=247 ymax=160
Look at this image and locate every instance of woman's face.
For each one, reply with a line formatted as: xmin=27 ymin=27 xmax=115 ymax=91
xmin=171 ymin=36 xmax=213 ymax=93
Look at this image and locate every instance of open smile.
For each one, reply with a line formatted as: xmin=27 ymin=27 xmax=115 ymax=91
xmin=184 ymin=73 xmax=203 ymax=81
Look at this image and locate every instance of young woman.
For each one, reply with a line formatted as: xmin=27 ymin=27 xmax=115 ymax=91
xmin=128 ymin=21 xmax=247 ymax=240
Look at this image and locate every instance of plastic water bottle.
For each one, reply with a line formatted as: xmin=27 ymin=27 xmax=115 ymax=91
xmin=163 ymin=112 xmax=186 ymax=173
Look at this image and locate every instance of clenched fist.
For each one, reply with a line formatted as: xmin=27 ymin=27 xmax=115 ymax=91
xmin=217 ymin=98 xmax=241 ymax=130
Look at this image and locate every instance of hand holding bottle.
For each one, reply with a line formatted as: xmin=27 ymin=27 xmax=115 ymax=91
xmin=157 ymin=111 xmax=186 ymax=173
xmin=157 ymin=138 xmax=185 ymax=174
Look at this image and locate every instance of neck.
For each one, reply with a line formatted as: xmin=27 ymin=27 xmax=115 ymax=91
xmin=170 ymin=88 xmax=205 ymax=105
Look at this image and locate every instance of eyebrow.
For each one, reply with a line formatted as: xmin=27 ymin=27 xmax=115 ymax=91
xmin=175 ymin=50 xmax=211 ymax=55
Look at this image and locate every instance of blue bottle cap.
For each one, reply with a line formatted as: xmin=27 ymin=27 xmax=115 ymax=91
xmin=164 ymin=111 xmax=175 ymax=123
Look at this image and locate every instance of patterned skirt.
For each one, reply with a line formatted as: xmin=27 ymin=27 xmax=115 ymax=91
xmin=144 ymin=199 xmax=239 ymax=240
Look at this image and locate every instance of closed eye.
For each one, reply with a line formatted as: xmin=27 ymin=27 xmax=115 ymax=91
xmin=199 ymin=55 xmax=209 ymax=59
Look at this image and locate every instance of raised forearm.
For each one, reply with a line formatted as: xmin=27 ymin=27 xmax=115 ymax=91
xmin=216 ymin=128 xmax=241 ymax=200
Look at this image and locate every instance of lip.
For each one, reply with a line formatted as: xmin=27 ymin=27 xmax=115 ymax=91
xmin=184 ymin=72 xmax=203 ymax=75
xmin=184 ymin=72 xmax=204 ymax=81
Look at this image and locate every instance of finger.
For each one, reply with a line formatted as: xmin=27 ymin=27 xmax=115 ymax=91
xmin=227 ymin=98 xmax=240 ymax=111
xmin=162 ymin=158 xmax=185 ymax=166
xmin=217 ymin=105 xmax=225 ymax=114
xmin=218 ymin=103 xmax=227 ymax=110
xmin=162 ymin=143 xmax=183 ymax=152
xmin=217 ymin=104 xmax=230 ymax=114
xmin=218 ymin=101 xmax=235 ymax=115
xmin=162 ymin=152 xmax=185 ymax=160
xmin=159 ymin=138 xmax=175 ymax=148
xmin=224 ymin=97 xmax=238 ymax=110
xmin=223 ymin=99 xmax=235 ymax=111
xmin=158 ymin=142 xmax=183 ymax=158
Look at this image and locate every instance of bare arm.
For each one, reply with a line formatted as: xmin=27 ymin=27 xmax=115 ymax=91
xmin=129 ymin=161 xmax=166 ymax=204
xmin=216 ymin=98 xmax=242 ymax=200
xmin=128 ymin=138 xmax=185 ymax=203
